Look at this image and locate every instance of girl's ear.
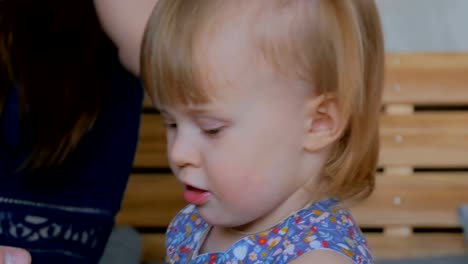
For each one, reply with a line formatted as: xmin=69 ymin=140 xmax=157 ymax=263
xmin=303 ymin=94 xmax=345 ymax=152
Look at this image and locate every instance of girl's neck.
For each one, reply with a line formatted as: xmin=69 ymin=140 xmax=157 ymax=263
xmin=200 ymin=194 xmax=320 ymax=254
xmin=229 ymin=188 xmax=316 ymax=235
xmin=199 ymin=225 xmax=244 ymax=254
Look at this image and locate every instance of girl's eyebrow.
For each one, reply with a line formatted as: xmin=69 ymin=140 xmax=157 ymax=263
xmin=185 ymin=104 xmax=219 ymax=115
xmin=157 ymin=104 xmax=222 ymax=117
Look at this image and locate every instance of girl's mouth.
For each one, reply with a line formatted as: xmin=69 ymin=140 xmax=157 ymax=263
xmin=183 ymin=185 xmax=211 ymax=205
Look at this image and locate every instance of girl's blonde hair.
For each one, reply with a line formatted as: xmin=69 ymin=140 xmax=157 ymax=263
xmin=141 ymin=0 xmax=384 ymax=202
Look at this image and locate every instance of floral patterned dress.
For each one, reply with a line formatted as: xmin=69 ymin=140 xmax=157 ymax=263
xmin=166 ymin=198 xmax=373 ymax=264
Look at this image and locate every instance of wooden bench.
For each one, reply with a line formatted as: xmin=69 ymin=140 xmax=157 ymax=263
xmin=116 ymin=53 xmax=468 ymax=262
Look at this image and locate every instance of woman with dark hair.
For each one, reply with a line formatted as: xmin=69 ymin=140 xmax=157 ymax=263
xmin=0 ymin=0 xmax=157 ymax=263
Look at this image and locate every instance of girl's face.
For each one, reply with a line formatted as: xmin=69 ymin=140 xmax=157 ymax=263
xmin=158 ymin=13 xmax=324 ymax=233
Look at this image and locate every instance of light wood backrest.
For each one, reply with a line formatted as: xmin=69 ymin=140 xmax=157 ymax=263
xmin=356 ymin=53 xmax=468 ymax=238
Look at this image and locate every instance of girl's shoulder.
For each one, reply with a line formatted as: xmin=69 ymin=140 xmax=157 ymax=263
xmin=279 ymin=198 xmax=374 ymax=264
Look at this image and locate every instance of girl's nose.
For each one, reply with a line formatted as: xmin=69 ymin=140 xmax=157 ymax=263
xmin=168 ymin=131 xmax=200 ymax=169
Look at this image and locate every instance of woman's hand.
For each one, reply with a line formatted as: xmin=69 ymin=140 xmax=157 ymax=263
xmin=0 ymin=247 xmax=31 ymax=264
xmin=94 ymin=0 xmax=159 ymax=76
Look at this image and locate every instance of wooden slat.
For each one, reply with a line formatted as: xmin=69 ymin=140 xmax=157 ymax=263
xmin=116 ymin=174 xmax=185 ymax=227
xmin=134 ymin=113 xmax=468 ymax=168
xmin=138 ymin=233 xmax=468 ymax=262
xmin=384 ymin=104 xmax=414 ymax=115
xmin=134 ymin=115 xmax=168 ymax=168
xmin=384 ymin=53 xmax=468 ymax=105
xmin=379 ymin=112 xmax=468 ymax=167
xmin=367 ymin=233 xmax=468 ymax=260
xmin=351 ymin=173 xmax=468 ymax=228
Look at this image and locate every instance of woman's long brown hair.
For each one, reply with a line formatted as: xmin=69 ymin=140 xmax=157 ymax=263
xmin=0 ymin=0 xmax=109 ymax=169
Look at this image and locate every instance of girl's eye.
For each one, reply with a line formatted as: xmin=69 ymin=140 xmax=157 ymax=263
xmin=203 ymin=127 xmax=223 ymax=136
xmin=165 ymin=123 xmax=177 ymax=129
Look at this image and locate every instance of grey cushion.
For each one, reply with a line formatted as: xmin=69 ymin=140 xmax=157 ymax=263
xmin=459 ymin=204 xmax=468 ymax=242
xmin=99 ymin=226 xmax=141 ymax=264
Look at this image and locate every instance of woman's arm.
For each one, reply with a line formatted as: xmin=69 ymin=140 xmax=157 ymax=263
xmin=94 ymin=0 xmax=159 ymax=76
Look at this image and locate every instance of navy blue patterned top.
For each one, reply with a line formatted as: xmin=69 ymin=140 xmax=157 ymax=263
xmin=166 ymin=199 xmax=374 ymax=264
xmin=0 ymin=61 xmax=143 ymax=263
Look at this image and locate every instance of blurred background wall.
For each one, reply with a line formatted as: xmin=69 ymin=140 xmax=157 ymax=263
xmin=377 ymin=0 xmax=468 ymax=52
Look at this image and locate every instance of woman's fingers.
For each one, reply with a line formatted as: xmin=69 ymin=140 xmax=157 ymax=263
xmin=0 ymin=247 xmax=31 ymax=264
